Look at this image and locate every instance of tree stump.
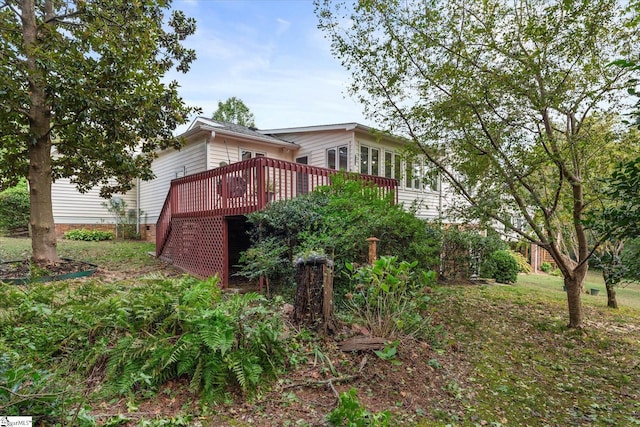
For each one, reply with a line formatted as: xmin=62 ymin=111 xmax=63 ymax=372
xmin=293 ymin=255 xmax=337 ymax=334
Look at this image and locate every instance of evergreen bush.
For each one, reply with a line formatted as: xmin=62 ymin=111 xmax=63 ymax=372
xmin=485 ymin=250 xmax=519 ymax=284
xmin=243 ymin=174 xmax=440 ymax=291
xmin=0 ymin=180 xmax=29 ymax=235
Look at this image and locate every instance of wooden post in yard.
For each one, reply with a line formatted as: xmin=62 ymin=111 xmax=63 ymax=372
xmin=367 ymin=237 xmax=380 ymax=264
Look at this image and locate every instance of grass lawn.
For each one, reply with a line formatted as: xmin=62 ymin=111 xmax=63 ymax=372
xmin=0 ymin=236 xmax=158 ymax=271
xmin=518 ymin=270 xmax=640 ymax=310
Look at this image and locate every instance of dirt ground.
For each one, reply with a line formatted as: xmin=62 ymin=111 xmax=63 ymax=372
xmin=96 ymin=329 xmax=471 ymax=426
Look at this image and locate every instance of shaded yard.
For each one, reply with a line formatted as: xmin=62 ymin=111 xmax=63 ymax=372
xmin=1 ymin=237 xmax=639 ymax=426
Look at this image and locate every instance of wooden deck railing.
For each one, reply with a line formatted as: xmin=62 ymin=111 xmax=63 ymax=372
xmin=156 ymin=157 xmax=398 ymax=256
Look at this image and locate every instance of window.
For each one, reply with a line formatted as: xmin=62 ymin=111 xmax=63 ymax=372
xmin=423 ymin=161 xmax=440 ymax=192
xmin=360 ymin=145 xmax=381 ymax=176
xmin=327 ymin=145 xmax=348 ymax=170
xmin=240 ymin=149 xmax=266 ymax=161
xmin=296 ymin=156 xmax=309 ymax=195
xmin=404 ymin=157 xmax=440 ymax=192
xmin=405 ymin=160 xmax=418 ymax=189
xmin=360 ymin=146 xmax=369 ymax=174
xmin=384 ymin=150 xmax=403 ymax=182
xmin=394 ymin=155 xmax=402 ymax=182
xmin=384 ymin=152 xmax=393 ymax=178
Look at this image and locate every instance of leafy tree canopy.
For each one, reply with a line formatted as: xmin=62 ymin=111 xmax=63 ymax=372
xmin=0 ymin=0 xmax=199 ymax=194
xmin=212 ymin=97 xmax=256 ymax=128
xmin=316 ymin=0 xmax=640 ymax=328
xmin=0 ymin=0 xmax=200 ymax=262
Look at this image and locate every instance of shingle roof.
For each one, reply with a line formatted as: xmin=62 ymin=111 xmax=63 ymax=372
xmin=187 ymin=117 xmax=295 ymax=146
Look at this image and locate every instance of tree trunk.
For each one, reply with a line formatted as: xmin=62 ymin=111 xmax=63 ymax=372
xmin=605 ymin=283 xmax=618 ymax=309
xmin=564 ymin=263 xmax=588 ymax=329
xmin=29 ymin=139 xmax=58 ymax=264
xmin=293 ymin=256 xmax=337 ymax=334
xmin=23 ymin=0 xmax=59 ymax=264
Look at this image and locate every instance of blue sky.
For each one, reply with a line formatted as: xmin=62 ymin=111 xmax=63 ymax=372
xmin=167 ymin=0 xmax=369 ymax=133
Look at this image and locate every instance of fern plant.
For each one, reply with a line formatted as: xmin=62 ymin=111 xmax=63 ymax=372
xmin=103 ymin=286 xmax=287 ymax=400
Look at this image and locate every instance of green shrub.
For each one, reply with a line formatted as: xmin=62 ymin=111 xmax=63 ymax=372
xmin=63 ymin=228 xmax=114 ymax=241
xmin=344 ymin=256 xmax=439 ymax=340
xmin=0 ymin=275 xmax=289 ymax=419
xmin=484 ymin=250 xmax=519 ymax=284
xmin=443 ymin=226 xmax=507 ymax=281
xmin=540 ymin=261 xmax=552 ymax=273
xmin=509 ymin=250 xmax=532 ymax=273
xmin=102 ymin=278 xmax=287 ymax=400
xmin=0 ymin=180 xmax=29 ymax=234
xmin=243 ymin=174 xmax=441 ymax=292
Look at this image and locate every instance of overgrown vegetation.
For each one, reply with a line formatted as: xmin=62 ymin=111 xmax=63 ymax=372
xmin=241 ymin=175 xmax=508 ymax=292
xmin=0 ymin=238 xmax=639 ymax=425
xmin=0 ymin=179 xmax=29 ymax=235
xmin=102 ymin=198 xmax=144 ymax=240
xmin=440 ymin=226 xmax=507 ymax=281
xmin=344 ymin=256 xmax=439 ymax=339
xmin=0 ymin=275 xmax=288 ymax=423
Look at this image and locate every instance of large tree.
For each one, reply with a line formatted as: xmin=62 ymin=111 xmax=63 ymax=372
xmin=212 ymin=96 xmax=256 ymax=128
xmin=316 ymin=0 xmax=640 ymax=328
xmin=0 ymin=0 xmax=199 ymax=264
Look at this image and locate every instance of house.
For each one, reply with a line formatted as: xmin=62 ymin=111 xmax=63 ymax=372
xmin=139 ymin=118 xmax=446 ymax=232
xmin=52 ymin=117 xmax=451 ymax=284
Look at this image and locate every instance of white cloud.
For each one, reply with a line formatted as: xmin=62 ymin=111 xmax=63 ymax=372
xmin=276 ymin=18 xmax=291 ymax=35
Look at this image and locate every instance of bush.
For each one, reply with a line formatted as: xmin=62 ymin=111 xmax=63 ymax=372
xmin=484 ymin=250 xmax=519 ymax=284
xmin=0 ymin=275 xmax=289 ymax=419
xmin=540 ymin=261 xmax=552 ymax=273
xmin=104 ymin=282 xmax=286 ymax=400
xmin=0 ymin=180 xmax=29 ymax=234
xmin=509 ymin=250 xmax=532 ymax=273
xmin=63 ymin=228 xmax=114 ymax=241
xmin=442 ymin=226 xmax=506 ymax=281
xmin=344 ymin=256 xmax=439 ymax=340
xmin=243 ymin=174 xmax=441 ymax=292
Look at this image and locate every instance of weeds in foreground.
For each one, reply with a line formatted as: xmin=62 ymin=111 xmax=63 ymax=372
xmin=327 ymin=388 xmax=391 ymax=426
xmin=344 ymin=256 xmax=440 ymax=341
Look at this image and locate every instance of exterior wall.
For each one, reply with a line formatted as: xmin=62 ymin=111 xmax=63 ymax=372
xmin=51 ymin=177 xmax=137 ymax=235
xmin=207 ymin=135 xmax=293 ymax=167
xmin=269 ymin=130 xmax=354 ymax=170
xmin=140 ymin=137 xmax=208 ymax=224
xmin=273 ymin=128 xmax=443 ymax=220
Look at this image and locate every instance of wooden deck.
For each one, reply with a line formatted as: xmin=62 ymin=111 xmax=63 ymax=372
xmin=156 ymin=157 xmax=398 ymax=284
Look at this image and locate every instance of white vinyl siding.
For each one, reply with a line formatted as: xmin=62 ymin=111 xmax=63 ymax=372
xmin=267 ymin=130 xmax=354 ymax=171
xmin=207 ymin=137 xmax=291 ymax=168
xmin=51 ymin=179 xmax=136 ymax=224
xmin=140 ymin=139 xmax=207 ymax=223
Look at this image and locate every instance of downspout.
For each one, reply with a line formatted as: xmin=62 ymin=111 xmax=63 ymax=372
xmin=136 ymin=177 xmax=141 ymax=235
xmin=438 ymin=173 xmax=443 ymax=221
xmin=205 ymin=131 xmax=214 ymax=170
